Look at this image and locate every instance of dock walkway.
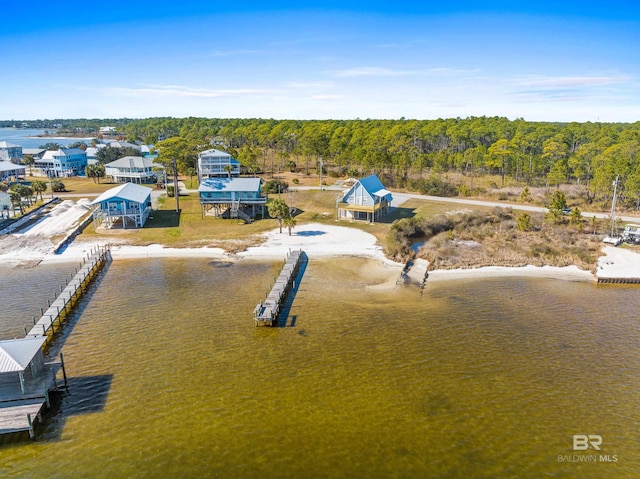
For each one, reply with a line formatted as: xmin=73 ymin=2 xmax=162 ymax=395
xmin=0 ymin=245 xmax=110 ymax=439
xmin=26 ymin=246 xmax=110 ymax=340
xmin=253 ymin=249 xmax=304 ymax=326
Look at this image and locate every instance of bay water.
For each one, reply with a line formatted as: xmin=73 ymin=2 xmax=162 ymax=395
xmin=0 ymin=257 xmax=638 ymax=478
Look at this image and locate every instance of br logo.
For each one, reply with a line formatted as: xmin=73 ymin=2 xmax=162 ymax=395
xmin=573 ymin=435 xmax=602 ymax=451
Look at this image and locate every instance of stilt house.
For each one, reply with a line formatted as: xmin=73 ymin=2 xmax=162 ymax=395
xmin=91 ymin=183 xmax=152 ymax=229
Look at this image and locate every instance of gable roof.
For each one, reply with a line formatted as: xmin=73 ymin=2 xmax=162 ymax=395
xmin=199 ymin=148 xmax=233 ymax=158
xmin=42 ymin=148 xmax=87 ymax=159
xmin=0 ymin=337 xmax=46 ymax=373
xmin=198 ymin=177 xmax=262 ymax=193
xmin=105 ymin=156 xmax=160 ymax=169
xmin=358 ymin=174 xmax=387 ymax=195
xmin=0 ymin=141 xmax=21 ymax=149
xmin=91 ymin=183 xmax=152 ymax=205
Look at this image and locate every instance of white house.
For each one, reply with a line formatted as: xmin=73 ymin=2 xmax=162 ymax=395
xmin=90 ymin=183 xmax=153 ymax=229
xmin=336 ymin=174 xmax=393 ymax=223
xmin=0 ymin=141 xmax=23 ymax=163
xmin=197 ymin=149 xmax=241 ymax=179
xmin=104 ymin=156 xmax=161 ymax=184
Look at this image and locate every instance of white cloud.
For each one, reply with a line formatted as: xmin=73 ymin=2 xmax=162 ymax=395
xmin=311 ymin=94 xmax=344 ymax=100
xmin=517 ymin=75 xmax=629 ymax=88
xmin=89 ymin=84 xmax=278 ymax=98
xmin=286 ymin=81 xmax=335 ymax=89
xmin=332 ymin=66 xmax=480 ymax=78
xmin=332 ymin=67 xmax=412 ymax=78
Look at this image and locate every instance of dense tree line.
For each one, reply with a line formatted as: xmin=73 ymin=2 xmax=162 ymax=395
xmin=119 ymin=117 xmax=640 ymax=208
xmin=5 ymin=116 xmax=640 ymax=208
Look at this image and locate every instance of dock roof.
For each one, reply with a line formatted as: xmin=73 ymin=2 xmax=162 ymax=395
xmin=0 ymin=337 xmax=46 ymax=373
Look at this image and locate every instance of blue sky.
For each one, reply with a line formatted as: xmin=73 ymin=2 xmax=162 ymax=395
xmin=2 ymin=1 xmax=639 ymax=122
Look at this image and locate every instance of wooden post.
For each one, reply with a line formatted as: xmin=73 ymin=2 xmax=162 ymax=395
xmin=33 ymin=316 xmax=36 ymax=325
xmin=23 ymin=326 xmax=28 ymax=336
xmin=43 ymin=383 xmax=50 ymax=407
xmin=27 ymin=413 xmax=34 ymax=439
xmin=60 ymin=352 xmax=68 ymax=387
xmin=42 ymin=324 xmax=46 ymax=335
xmin=47 ymin=299 xmax=50 ymax=307
xmin=19 ymin=371 xmax=25 ymax=394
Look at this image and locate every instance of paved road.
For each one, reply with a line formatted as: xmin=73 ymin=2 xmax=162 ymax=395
xmin=293 ymin=184 xmax=640 ymax=223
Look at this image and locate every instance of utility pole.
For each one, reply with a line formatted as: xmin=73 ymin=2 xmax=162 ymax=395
xmin=47 ymin=170 xmax=54 ymax=200
xmin=172 ymin=158 xmax=180 ymax=213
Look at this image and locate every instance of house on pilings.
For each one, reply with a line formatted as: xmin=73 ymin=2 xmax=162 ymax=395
xmin=91 ymin=183 xmax=153 ymax=229
xmin=198 ymin=177 xmax=267 ymax=222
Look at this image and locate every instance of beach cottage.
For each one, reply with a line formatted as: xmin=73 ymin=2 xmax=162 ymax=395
xmin=91 ymin=183 xmax=152 ymax=229
xmin=36 ymin=148 xmax=87 ymax=177
xmin=104 ymin=156 xmax=161 ymax=184
xmin=0 ymin=141 xmax=23 ymax=163
xmin=197 ymin=149 xmax=241 ymax=179
xmin=336 ymin=174 xmax=393 ymax=223
xmin=198 ymin=177 xmax=267 ymax=220
xmin=0 ymin=161 xmax=26 ymax=183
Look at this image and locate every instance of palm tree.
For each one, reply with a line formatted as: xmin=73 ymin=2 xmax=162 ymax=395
xmin=9 ymin=190 xmax=23 ymax=215
xmin=31 ymin=180 xmax=47 ymax=201
xmin=223 ymin=163 xmax=234 ymax=178
xmin=267 ymin=198 xmax=289 ymax=233
xmin=282 ymin=216 xmax=297 ymax=236
xmin=23 ymin=155 xmax=35 ymax=176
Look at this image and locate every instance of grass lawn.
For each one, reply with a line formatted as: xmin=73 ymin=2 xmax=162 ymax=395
xmin=76 ymin=181 xmax=505 ymax=253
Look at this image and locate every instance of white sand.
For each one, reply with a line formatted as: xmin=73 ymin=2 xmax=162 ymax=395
xmin=2 ymin=200 xmax=640 ymax=283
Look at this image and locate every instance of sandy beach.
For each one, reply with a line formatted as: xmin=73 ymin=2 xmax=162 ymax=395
xmin=2 ymin=198 xmax=640 ymax=283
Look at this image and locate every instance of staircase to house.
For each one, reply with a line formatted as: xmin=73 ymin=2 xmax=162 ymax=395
xmin=230 ymin=201 xmax=252 ymax=223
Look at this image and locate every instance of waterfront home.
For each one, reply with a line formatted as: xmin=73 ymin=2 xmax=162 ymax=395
xmin=197 ymin=149 xmax=241 ymax=179
xmin=90 ymin=183 xmax=152 ymax=229
xmin=104 ymin=156 xmax=161 ymax=184
xmin=22 ymin=148 xmax=46 ymax=161
xmin=0 ymin=161 xmax=26 ymax=182
xmin=336 ymin=174 xmax=393 ymax=223
xmin=35 ymin=148 xmax=87 ymax=177
xmin=99 ymin=126 xmax=117 ymax=136
xmin=0 ymin=141 xmax=23 ymax=163
xmin=198 ymin=177 xmax=267 ymax=219
xmin=106 ymin=141 xmax=141 ymax=152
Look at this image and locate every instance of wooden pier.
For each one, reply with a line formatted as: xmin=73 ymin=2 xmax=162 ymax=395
xmin=26 ymin=245 xmax=110 ymax=341
xmin=0 ymin=245 xmax=110 ymax=439
xmin=253 ymin=249 xmax=304 ymax=326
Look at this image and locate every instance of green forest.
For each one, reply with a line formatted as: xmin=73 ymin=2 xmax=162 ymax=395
xmin=7 ymin=116 xmax=640 ymax=209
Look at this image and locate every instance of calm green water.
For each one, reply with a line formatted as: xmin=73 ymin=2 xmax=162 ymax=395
xmin=0 ymin=258 xmax=638 ymax=478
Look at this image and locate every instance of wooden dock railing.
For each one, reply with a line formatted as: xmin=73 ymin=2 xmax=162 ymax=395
xmin=254 ymin=249 xmax=304 ymax=326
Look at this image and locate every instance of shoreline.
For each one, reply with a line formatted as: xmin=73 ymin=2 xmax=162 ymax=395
xmin=2 ymin=219 xmax=639 ymax=284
